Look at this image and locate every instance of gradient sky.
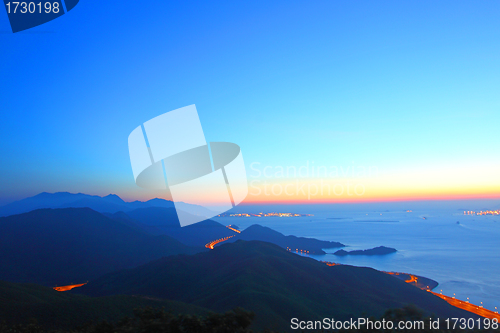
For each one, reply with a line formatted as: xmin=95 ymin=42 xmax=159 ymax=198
xmin=1 ymin=1 xmax=499 ymax=205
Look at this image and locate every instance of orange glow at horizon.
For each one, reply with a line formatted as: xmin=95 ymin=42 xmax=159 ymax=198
xmin=241 ymin=180 xmax=500 ymax=204
xmin=115 ymin=186 xmax=500 ymax=206
xmin=240 ymin=161 xmax=500 ymax=204
xmin=243 ymin=193 xmax=500 ymax=205
xmin=117 ymin=186 xmax=500 ymax=205
xmin=114 ymin=162 xmax=500 ymax=205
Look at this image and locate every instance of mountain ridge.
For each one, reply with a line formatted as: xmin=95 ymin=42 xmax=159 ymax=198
xmin=0 ymin=208 xmax=203 ymax=286
xmin=78 ymin=240 xmax=477 ymax=331
xmin=0 ymin=192 xmax=215 ymax=218
xmin=226 ymin=224 xmax=344 ymax=254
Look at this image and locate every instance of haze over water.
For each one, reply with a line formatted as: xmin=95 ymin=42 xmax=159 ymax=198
xmin=213 ymin=202 xmax=500 ymax=312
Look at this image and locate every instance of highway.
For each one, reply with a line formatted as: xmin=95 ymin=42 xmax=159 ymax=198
xmin=385 ymin=272 xmax=423 ymax=288
xmin=205 ymin=235 xmax=235 ymax=249
xmin=226 ymin=225 xmax=241 ymax=233
xmin=205 ymin=225 xmax=242 ymax=249
xmin=429 ymin=291 xmax=500 ymax=321
xmin=335 ymin=267 xmax=500 ymax=320
xmin=53 ymin=282 xmax=87 ymax=292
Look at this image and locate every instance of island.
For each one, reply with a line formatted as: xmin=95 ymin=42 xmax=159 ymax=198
xmin=333 ymin=246 xmax=397 ymax=256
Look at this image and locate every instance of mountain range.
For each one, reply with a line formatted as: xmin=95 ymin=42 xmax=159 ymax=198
xmin=0 ymin=193 xmax=346 ymax=251
xmin=0 ymin=206 xmax=344 ymax=288
xmin=78 ymin=240 xmax=477 ymax=331
xmin=0 ymin=192 xmax=483 ymax=332
xmin=0 ymin=208 xmax=202 ymax=286
xmin=0 ymin=192 xmax=214 ymax=218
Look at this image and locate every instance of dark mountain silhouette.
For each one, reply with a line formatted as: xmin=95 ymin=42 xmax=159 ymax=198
xmin=227 ymin=224 xmax=344 ymax=254
xmin=56 ymin=194 xmax=129 ymax=212
xmin=79 ymin=240 xmax=476 ymax=331
xmin=0 ymin=208 xmax=202 ymax=286
xmin=334 ymin=246 xmax=397 ymax=256
xmin=106 ymin=207 xmax=236 ymax=246
xmin=0 ymin=192 xmax=214 ymax=218
xmin=124 ymin=207 xmax=180 ymax=227
xmin=1 ymin=193 xmax=344 ymax=250
xmin=173 ymin=219 xmax=237 ymax=246
xmin=106 ymin=207 xmax=182 ymax=236
xmin=108 ymin=209 xmax=342 ymax=250
xmin=101 ymin=210 xmax=150 ymax=233
xmin=0 ymin=279 xmax=208 ymax=329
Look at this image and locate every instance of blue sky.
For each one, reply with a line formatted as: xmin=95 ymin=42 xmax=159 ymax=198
xmin=1 ymin=1 xmax=499 ymax=205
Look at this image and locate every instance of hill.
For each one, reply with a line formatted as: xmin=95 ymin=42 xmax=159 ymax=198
xmin=0 ymin=194 xmax=345 ymax=250
xmin=78 ymin=240 xmax=476 ymax=331
xmin=227 ymin=224 xmax=344 ymax=254
xmin=108 ymin=210 xmax=343 ymax=249
xmin=0 ymin=208 xmax=202 ymax=286
xmin=0 ymin=279 xmax=208 ymax=329
xmin=108 ymin=207 xmax=235 ymax=246
xmin=334 ymin=246 xmax=397 ymax=256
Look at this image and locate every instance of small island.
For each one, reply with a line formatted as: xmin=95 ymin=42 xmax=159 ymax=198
xmin=334 ymin=246 xmax=397 ymax=256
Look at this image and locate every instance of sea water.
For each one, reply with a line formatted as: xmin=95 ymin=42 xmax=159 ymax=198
xmin=213 ymin=207 xmax=500 ymax=312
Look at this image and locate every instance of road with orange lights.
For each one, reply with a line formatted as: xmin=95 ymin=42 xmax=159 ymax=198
xmin=336 ymin=266 xmax=500 ymax=320
xmin=53 ymin=283 xmax=87 ymax=291
xmin=204 ymin=225 xmax=245 ymax=249
xmin=429 ymin=291 xmax=500 ymax=320
xmin=384 ymin=272 xmax=500 ymax=319
xmin=405 ymin=274 xmax=417 ymax=284
xmin=321 ymin=261 xmax=339 ymax=266
xmin=205 ymin=225 xmax=243 ymax=249
xmin=386 ymin=272 xmax=500 ymax=320
xmin=226 ymin=225 xmax=241 ymax=233
xmin=385 ymin=272 xmax=422 ymax=287
xmin=205 ymin=235 xmax=235 ymax=249
xmin=286 ymin=247 xmax=310 ymax=254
